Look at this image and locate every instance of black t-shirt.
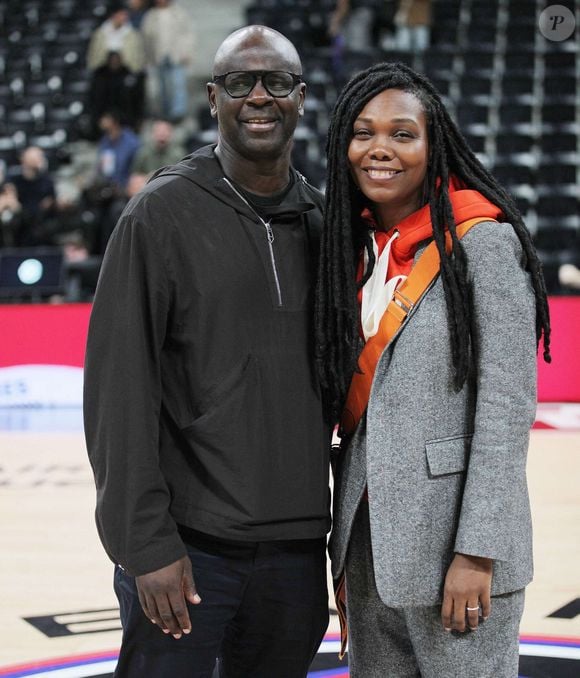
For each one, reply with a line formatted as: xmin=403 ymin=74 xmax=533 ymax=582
xmin=230 ymin=172 xmax=296 ymax=218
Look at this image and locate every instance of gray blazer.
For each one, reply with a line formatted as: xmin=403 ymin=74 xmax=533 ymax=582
xmin=329 ymin=221 xmax=537 ymax=607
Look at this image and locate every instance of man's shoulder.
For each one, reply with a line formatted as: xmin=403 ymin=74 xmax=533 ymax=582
xmin=124 ymin=174 xmax=188 ymax=214
xmin=146 ymin=146 xmax=219 ymax=185
xmin=293 ymin=170 xmax=324 ymax=210
xmin=125 ymin=151 xmax=220 ymax=214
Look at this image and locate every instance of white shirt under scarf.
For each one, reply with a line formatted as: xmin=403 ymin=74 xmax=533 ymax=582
xmin=360 ymin=230 xmax=407 ymax=342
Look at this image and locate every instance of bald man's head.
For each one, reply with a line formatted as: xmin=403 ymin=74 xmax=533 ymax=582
xmin=207 ymin=25 xmax=306 ymax=169
xmin=212 ymin=25 xmax=302 ymax=77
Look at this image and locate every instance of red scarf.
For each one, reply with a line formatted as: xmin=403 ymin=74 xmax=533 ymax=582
xmin=356 ymin=177 xmax=503 ymax=293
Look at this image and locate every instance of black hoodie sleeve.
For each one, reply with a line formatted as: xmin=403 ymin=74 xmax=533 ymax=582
xmin=83 ymin=211 xmax=187 ymax=576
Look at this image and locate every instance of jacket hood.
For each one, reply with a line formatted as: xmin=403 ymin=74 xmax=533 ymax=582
xmin=149 ymin=144 xmax=318 ymax=222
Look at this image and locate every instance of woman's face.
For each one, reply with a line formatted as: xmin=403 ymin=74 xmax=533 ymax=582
xmin=347 ymin=88 xmax=429 ymax=229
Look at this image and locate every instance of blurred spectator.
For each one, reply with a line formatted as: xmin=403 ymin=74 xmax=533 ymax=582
xmin=95 ymin=111 xmax=141 ymax=191
xmin=329 ymin=0 xmax=378 ymax=52
xmin=87 ymin=6 xmax=146 ymax=75
xmin=57 ymin=231 xmax=102 ymax=303
xmin=0 ymin=161 xmax=21 ymax=247
xmin=131 ymin=119 xmax=185 ymax=177
xmin=328 ymin=0 xmax=391 ymax=83
xmin=559 ymin=260 xmax=580 ymax=292
xmin=0 ymin=184 xmax=20 ymax=235
xmin=4 ymin=147 xmax=56 ymax=247
xmin=394 ymin=0 xmax=432 ymax=52
xmin=127 ymin=0 xmax=151 ymax=29
xmin=126 ymin=172 xmax=149 ymax=197
xmin=89 ymin=51 xmax=146 ymax=136
xmin=83 ymin=111 xmax=140 ymax=254
xmin=60 ymin=230 xmax=90 ymax=264
xmin=141 ymin=0 xmax=195 ymax=122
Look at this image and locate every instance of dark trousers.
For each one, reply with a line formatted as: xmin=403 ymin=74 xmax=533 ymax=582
xmin=114 ymin=537 xmax=329 ymax=678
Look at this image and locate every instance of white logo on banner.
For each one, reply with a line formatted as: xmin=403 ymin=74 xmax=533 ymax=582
xmin=0 ymin=365 xmax=83 ymax=407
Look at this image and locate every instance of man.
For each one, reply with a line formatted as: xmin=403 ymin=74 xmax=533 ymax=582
xmin=6 ymin=146 xmax=56 ymax=246
xmin=141 ymin=0 xmax=194 ymax=121
xmin=328 ymin=0 xmax=377 ymax=51
xmin=88 ymin=51 xmax=146 ymax=136
xmin=87 ymin=5 xmax=145 ymax=75
xmin=131 ymin=119 xmax=185 ymax=177
xmin=84 ymin=26 xmax=330 ymax=678
xmin=83 ymin=110 xmax=140 ymax=254
xmin=94 ymin=110 xmax=141 ymax=192
xmin=86 ymin=5 xmax=146 ymax=138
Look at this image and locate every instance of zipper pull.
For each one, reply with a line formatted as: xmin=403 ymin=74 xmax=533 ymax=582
xmin=265 ymin=221 xmax=274 ymax=244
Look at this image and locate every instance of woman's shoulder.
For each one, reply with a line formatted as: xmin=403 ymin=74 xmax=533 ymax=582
xmin=462 ymin=220 xmax=523 ymax=256
xmin=462 ymin=219 xmax=517 ymax=241
xmin=461 ymin=221 xmax=530 ymax=282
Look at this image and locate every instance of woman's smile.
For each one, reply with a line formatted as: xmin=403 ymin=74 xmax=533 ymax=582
xmin=363 ymin=167 xmax=404 ymax=181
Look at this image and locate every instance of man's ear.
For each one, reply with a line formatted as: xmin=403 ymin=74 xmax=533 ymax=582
xmin=298 ymin=82 xmax=306 ymax=117
xmin=207 ymin=83 xmax=218 ymax=118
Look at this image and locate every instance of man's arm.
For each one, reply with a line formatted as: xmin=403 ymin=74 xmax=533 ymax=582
xmin=84 ymin=208 xmax=199 ymax=636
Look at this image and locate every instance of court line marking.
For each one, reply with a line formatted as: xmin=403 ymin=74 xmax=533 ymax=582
xmin=1 ymin=634 xmax=579 ymax=677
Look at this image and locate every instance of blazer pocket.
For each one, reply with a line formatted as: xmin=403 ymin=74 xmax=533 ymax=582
xmin=425 ymin=433 xmax=473 ymax=477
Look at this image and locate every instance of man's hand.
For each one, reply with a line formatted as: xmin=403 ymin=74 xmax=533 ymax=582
xmin=136 ymin=555 xmax=201 ymax=639
xmin=441 ymin=553 xmax=492 ymax=632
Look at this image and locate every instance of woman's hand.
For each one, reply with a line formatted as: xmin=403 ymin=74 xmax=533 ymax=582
xmin=441 ymin=553 xmax=492 ymax=632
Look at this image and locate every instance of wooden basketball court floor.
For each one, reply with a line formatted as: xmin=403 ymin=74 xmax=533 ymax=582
xmin=0 ymin=404 xmax=579 ymax=677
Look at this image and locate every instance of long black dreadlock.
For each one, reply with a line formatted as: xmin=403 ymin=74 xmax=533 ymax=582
xmin=315 ymin=62 xmax=551 ymax=424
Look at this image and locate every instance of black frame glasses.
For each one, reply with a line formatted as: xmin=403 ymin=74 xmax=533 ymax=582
xmin=212 ymin=70 xmax=303 ymax=98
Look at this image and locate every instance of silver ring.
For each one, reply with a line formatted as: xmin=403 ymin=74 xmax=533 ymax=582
xmin=466 ymin=606 xmax=480 ymax=611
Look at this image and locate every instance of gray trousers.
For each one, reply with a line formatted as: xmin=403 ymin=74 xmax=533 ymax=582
xmin=345 ymin=505 xmax=525 ymax=678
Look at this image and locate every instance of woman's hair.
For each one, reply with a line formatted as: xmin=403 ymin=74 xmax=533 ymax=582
xmin=315 ymin=61 xmax=551 ymax=423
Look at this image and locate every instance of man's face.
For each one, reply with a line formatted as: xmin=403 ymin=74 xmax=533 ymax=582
xmin=111 ymin=10 xmax=128 ymax=28
xmin=208 ymin=41 xmax=305 ymax=163
xmin=152 ymin=121 xmax=172 ymax=148
xmin=99 ymin=115 xmax=114 ymax=135
xmin=21 ymin=147 xmax=46 ymax=174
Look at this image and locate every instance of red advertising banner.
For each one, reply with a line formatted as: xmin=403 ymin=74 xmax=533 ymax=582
xmin=536 ymin=296 xmax=580 ymax=402
xmin=0 ymin=299 xmax=578 ymax=406
xmin=0 ymin=304 xmax=91 ymax=408
xmin=0 ymin=303 xmax=91 ymax=368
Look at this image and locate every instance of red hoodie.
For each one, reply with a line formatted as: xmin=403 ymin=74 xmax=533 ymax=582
xmin=357 ymin=177 xmax=503 ymax=288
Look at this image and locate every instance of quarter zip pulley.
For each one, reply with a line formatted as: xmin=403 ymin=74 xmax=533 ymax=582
xmin=223 ymin=177 xmax=283 ymax=306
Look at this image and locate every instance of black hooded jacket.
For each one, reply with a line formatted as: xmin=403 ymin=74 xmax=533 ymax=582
xmin=84 ymin=146 xmax=331 ymax=576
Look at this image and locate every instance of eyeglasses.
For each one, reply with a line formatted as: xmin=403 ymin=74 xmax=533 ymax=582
xmin=212 ymin=70 xmax=303 ymax=98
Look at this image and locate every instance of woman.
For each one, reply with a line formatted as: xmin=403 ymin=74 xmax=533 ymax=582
xmin=315 ymin=62 xmax=551 ymax=677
